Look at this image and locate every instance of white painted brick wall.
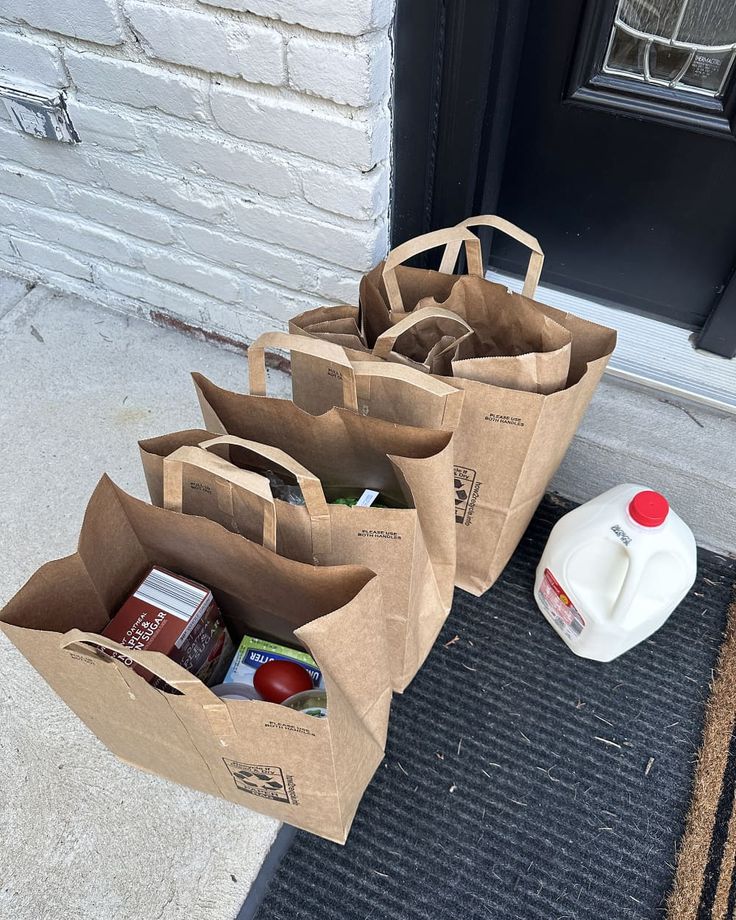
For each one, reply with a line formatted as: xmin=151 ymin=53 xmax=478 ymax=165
xmin=1 ymin=0 xmax=125 ymax=46
xmin=0 ymin=29 xmax=67 ymax=91
xmin=125 ymin=3 xmax=285 ymax=84
xmin=0 ymin=0 xmax=394 ymax=345
xmin=287 ymin=34 xmax=390 ymax=106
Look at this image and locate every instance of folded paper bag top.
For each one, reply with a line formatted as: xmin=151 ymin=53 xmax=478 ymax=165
xmin=289 ymin=303 xmax=367 ymax=356
xmin=0 ymin=475 xmax=392 ymax=843
xmin=416 ymin=283 xmax=573 ymax=394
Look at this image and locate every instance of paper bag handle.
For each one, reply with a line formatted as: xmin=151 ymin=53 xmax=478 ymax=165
xmin=248 ymin=331 xmax=359 ymax=413
xmin=200 ymin=436 xmax=332 ymax=558
xmin=60 ymin=629 xmax=228 ymax=707
xmin=372 ymin=306 xmax=473 ymax=360
xmin=382 ymin=226 xmax=484 ymax=314
xmin=438 ymin=215 xmax=544 ymax=299
xmin=162 ymin=445 xmax=278 ymax=553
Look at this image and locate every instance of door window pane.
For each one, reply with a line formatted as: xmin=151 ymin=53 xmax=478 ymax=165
xmin=603 ymin=0 xmax=736 ymax=96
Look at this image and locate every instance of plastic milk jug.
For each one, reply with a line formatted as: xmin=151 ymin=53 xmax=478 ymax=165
xmin=534 ymin=485 xmax=697 ymax=662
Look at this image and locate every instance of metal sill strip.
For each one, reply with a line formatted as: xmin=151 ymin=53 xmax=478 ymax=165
xmin=487 ymin=270 xmax=736 ymax=414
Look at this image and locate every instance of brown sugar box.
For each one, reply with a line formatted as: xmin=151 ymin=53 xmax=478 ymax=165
xmin=102 ymin=566 xmax=234 ymax=690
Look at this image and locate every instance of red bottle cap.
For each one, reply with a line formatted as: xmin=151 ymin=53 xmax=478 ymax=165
xmin=628 ymin=490 xmax=669 ymax=527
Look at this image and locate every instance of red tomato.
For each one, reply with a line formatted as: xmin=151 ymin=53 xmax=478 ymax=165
xmin=253 ymin=659 xmax=313 ymax=704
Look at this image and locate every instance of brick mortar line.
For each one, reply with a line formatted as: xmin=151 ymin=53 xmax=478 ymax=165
xmin=117 ymin=0 xmax=390 ymax=46
xmin=0 ymin=98 xmax=389 ymax=220
xmin=59 ymin=95 xmax=390 ymax=185
xmin=114 ymin=0 xmax=390 ymax=43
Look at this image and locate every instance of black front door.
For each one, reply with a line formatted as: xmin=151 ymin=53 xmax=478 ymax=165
xmin=392 ymin=0 xmax=736 ymax=358
xmin=493 ymin=0 xmax=736 ymax=352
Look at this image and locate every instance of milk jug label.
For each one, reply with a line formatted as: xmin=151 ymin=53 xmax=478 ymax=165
xmin=538 ymin=568 xmax=585 ymax=641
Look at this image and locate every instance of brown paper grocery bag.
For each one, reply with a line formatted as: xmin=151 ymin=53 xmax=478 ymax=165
xmin=0 ymin=476 xmax=391 ymax=843
xmin=296 ymin=218 xmax=616 ymax=595
xmin=444 ymin=322 xmax=614 ymax=594
xmin=142 ymin=420 xmax=454 ymax=692
xmin=194 ymin=343 xmax=457 ymax=616
xmin=359 ymin=220 xmax=616 ymax=594
xmin=156 ymin=359 xmax=454 ymax=688
xmin=290 ymin=303 xmax=615 ymax=596
xmin=139 ymin=433 xmax=449 ymax=692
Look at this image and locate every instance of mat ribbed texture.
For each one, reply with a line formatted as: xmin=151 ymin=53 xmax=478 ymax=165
xmin=256 ymin=497 xmax=735 ymax=920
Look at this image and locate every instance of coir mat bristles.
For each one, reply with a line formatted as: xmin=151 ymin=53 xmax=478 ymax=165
xmin=668 ymin=596 xmax=736 ymax=920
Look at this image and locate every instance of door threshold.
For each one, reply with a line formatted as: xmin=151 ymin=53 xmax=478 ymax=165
xmin=487 ymin=270 xmax=736 ymax=414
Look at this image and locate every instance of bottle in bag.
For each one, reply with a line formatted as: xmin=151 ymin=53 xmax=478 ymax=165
xmin=533 ymin=485 xmax=697 ymax=662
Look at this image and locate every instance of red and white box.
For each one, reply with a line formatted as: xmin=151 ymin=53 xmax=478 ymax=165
xmin=102 ymin=566 xmax=234 ymax=690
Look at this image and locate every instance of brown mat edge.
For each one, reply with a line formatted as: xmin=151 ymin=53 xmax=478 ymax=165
xmin=667 ymin=596 xmax=736 ymax=920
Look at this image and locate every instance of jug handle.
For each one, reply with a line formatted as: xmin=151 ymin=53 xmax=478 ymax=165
xmin=608 ymin=546 xmax=688 ymax=626
xmin=607 ymin=547 xmax=648 ymax=626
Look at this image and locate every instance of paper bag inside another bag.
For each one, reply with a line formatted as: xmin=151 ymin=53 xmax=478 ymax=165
xmin=363 ymin=218 xmax=571 ymax=395
xmin=372 ymin=309 xmax=474 ymax=376
xmin=371 ymin=294 xmax=571 ymax=395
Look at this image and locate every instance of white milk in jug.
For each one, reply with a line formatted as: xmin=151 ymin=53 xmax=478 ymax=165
xmin=534 ymin=485 xmax=697 ymax=662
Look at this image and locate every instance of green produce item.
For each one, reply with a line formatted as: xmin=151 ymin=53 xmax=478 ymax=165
xmin=331 ymin=489 xmax=389 ymax=508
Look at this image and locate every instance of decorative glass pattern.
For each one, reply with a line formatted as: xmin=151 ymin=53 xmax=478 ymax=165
xmin=603 ymin=0 xmax=736 ymax=96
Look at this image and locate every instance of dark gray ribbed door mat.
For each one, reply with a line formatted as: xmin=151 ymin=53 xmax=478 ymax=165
xmin=254 ymin=496 xmax=736 ymax=920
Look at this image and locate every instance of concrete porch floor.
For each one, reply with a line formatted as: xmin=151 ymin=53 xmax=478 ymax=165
xmin=0 ymin=272 xmax=733 ymax=920
xmin=0 ymin=275 xmax=290 ymax=920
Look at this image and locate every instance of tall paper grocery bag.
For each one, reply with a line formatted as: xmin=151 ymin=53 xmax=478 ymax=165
xmin=359 ymin=219 xmax=615 ymax=594
xmin=0 ymin=476 xmax=391 ymax=843
xmin=145 ymin=434 xmax=447 ymax=692
xmin=144 ymin=348 xmax=456 ymax=690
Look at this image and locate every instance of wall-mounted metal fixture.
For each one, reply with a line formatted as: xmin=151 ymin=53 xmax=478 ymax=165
xmin=0 ymin=87 xmax=79 ymax=143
